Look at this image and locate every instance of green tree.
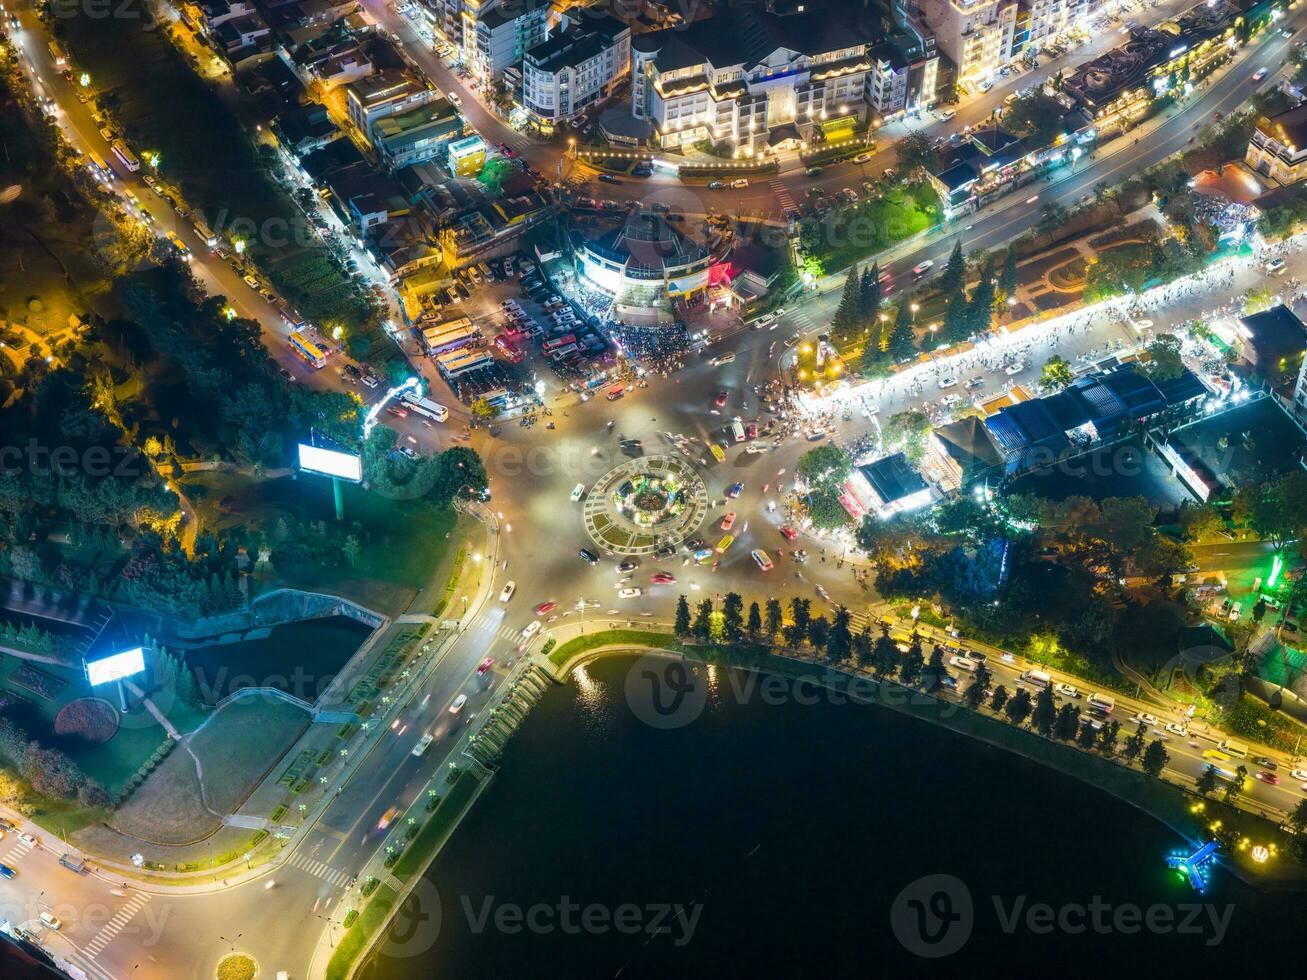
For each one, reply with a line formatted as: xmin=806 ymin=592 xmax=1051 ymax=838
xmin=1005 ymin=687 xmax=1032 ymax=725
xmin=747 ymin=601 xmax=762 ymax=639
xmin=885 ymin=300 xmax=917 ymax=362
xmin=827 ymin=607 xmax=852 ymax=662
xmin=765 ymin=598 xmax=783 ymax=640
xmin=797 ymin=445 xmax=853 ymax=490
xmin=1033 ymin=687 xmax=1058 ymax=736
xmin=964 ymin=663 xmax=992 ymax=710
xmin=967 ymin=256 xmax=996 ymax=335
xmin=941 ymin=239 xmax=966 ymax=295
xmin=830 ymin=264 xmax=863 ymax=344
xmin=989 ymin=683 xmax=1010 ymax=714
xmin=674 ymin=595 xmax=692 ymax=639
xmin=1289 ymin=797 xmax=1307 ymax=833
xmin=1123 ymin=722 xmax=1146 ymax=761
xmin=1077 ymin=719 xmax=1099 ymax=748
xmin=722 ymin=592 xmax=744 ymax=642
xmin=1098 ymin=720 xmax=1121 ymax=756
xmin=342 ymin=535 xmax=361 ymax=567
xmin=692 ymin=598 xmax=714 ymax=641
xmin=872 ymin=631 xmax=900 ymax=678
xmin=1224 ymin=764 xmax=1248 ymax=803
xmin=896 ymin=130 xmax=937 ymax=178
xmin=998 ymin=245 xmax=1019 ymax=298
xmin=1054 ymin=703 xmax=1081 ymax=740
xmin=1040 ymin=355 xmax=1075 ymax=391
xmin=1195 ymin=764 xmax=1220 ymax=797
xmin=853 ymin=625 xmax=873 ymax=666
xmin=900 ymin=641 xmax=925 ymax=686
xmin=1003 ymin=92 xmax=1066 ymax=147
xmin=784 ymin=597 xmax=811 ymax=646
xmin=1144 ymin=333 xmax=1185 ymax=381
xmin=883 ymin=410 xmax=933 ymax=464
xmin=942 ymin=286 xmax=970 ymax=343
xmin=921 ymin=645 xmax=948 ymax=692
xmin=807 ymin=615 xmax=830 ymax=650
xmin=861 ymin=262 xmax=882 ymax=325
xmin=1141 ymin=739 xmax=1170 ymax=777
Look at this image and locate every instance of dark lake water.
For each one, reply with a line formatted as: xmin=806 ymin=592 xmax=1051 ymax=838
xmin=361 ymin=655 xmax=1307 ymax=979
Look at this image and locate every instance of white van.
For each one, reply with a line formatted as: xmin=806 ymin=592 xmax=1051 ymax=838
xmin=1086 ymin=693 xmax=1115 ymax=714
xmin=949 ymin=655 xmax=978 ymax=672
xmin=39 ymin=912 xmax=61 ymax=930
xmin=1218 ymin=739 xmax=1249 ymax=758
xmin=521 ymin=620 xmax=542 ymax=640
xmin=1020 ymin=669 xmax=1052 ymax=689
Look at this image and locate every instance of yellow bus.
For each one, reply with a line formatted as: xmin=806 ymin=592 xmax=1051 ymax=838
xmin=715 ymin=534 xmax=735 ymax=554
xmin=289 ymin=330 xmax=328 ymax=369
xmin=710 ymin=443 xmax=725 ymax=463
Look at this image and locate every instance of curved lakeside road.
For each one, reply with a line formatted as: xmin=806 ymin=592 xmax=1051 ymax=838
xmin=3 ymin=10 xmax=1307 ymax=980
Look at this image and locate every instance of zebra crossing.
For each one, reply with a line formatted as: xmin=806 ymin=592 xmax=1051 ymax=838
xmin=561 ymin=162 xmax=600 ymax=189
xmin=1 ymin=837 xmax=33 ymax=865
xmin=65 ymin=948 xmax=117 ymax=980
xmin=767 ymin=177 xmax=798 ymax=215
xmin=287 ymin=850 xmax=352 ymax=888
xmin=83 ymin=892 xmax=150 ymax=958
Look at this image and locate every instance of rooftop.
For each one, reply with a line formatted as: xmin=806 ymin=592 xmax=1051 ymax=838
xmin=1254 ymin=104 xmax=1307 ymax=152
xmin=526 ymin=16 xmax=628 ymax=73
xmin=857 ymin=452 xmax=929 ymax=505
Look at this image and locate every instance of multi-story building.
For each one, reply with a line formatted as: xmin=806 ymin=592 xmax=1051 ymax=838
xmin=346 ymin=71 xmax=440 ymax=140
xmin=460 ymin=0 xmax=556 ymax=83
xmin=632 ymin=5 xmax=931 ymax=156
xmin=373 ymin=99 xmax=465 ymax=170
xmin=1025 ymin=0 xmax=1096 ymax=51
xmin=915 ymin=0 xmax=1016 ymax=89
xmin=521 ymin=15 xmax=630 ymax=128
xmin=1246 ymin=106 xmax=1307 ymax=186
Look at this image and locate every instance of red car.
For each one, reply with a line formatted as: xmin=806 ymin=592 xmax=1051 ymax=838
xmin=1255 ymin=770 xmax=1280 ymax=785
xmin=651 ymin=572 xmax=676 ymax=584
xmin=746 ymin=422 xmax=758 ymax=439
xmin=535 ymin=601 xmax=557 ymax=615
xmin=477 ymin=656 xmax=495 ymax=675
xmin=720 ymin=511 xmax=736 ymax=531
xmin=714 ymin=391 xmax=728 ymax=408
xmin=780 ymin=525 xmax=798 ymax=541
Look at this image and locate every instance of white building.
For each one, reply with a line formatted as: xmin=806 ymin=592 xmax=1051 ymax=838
xmin=631 ymin=7 xmax=930 ymax=156
xmin=915 ymin=0 xmax=1016 ymax=89
xmin=346 ymin=71 xmax=439 ymax=141
xmin=521 ymin=15 xmax=630 ymax=128
xmin=460 ymin=0 xmax=556 ymax=83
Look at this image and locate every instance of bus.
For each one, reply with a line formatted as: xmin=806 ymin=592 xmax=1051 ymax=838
xmin=401 ymin=393 xmax=449 ymax=422
xmin=751 ymin=549 xmax=774 ymax=571
xmin=48 ymin=40 xmax=67 ymax=69
xmin=421 ymin=322 xmax=477 ymax=356
xmin=111 ymin=141 xmax=141 ymax=173
xmin=1085 ymin=693 xmax=1115 ymax=714
xmin=542 ymin=333 xmax=576 ymax=354
xmin=87 ymin=151 xmax=111 ymax=182
xmin=289 ymin=331 xmax=328 ymax=369
xmin=715 ymin=534 xmax=735 ymax=554
xmin=193 ymin=215 xmax=219 ymax=249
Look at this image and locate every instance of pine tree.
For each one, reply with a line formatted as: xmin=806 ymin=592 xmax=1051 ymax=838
xmin=853 ymin=625 xmax=873 ymax=666
xmin=886 ymin=301 xmax=917 ymax=362
xmin=747 ymin=601 xmax=762 ymax=639
xmin=830 ymin=264 xmax=861 ymax=343
xmin=674 ymin=595 xmax=692 ymax=638
xmin=692 ymin=598 xmax=714 ymax=641
xmin=968 ymin=258 xmax=997 ymax=336
xmin=764 ymin=598 xmax=783 ymax=640
xmin=807 ymin=615 xmax=830 ymax=650
xmin=826 ymin=607 xmax=852 ymax=662
xmin=943 ymin=287 xmax=970 ymax=343
xmin=941 ymin=240 xmax=965 ymax=294
xmin=722 ymin=592 xmax=744 ymax=643
xmin=998 ymin=245 xmax=1019 ymax=298
xmin=861 ymin=263 xmax=882 ymax=324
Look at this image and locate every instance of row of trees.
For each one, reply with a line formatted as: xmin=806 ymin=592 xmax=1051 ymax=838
xmin=937 ymin=241 xmax=1020 ymax=344
xmin=0 ymin=719 xmax=110 ymax=811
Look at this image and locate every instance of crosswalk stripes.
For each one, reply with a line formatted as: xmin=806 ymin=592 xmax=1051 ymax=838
xmin=65 ymin=948 xmax=117 ymax=980
xmin=84 ymin=892 xmax=150 ymax=957
xmin=1 ymin=839 xmax=32 ymax=865
xmin=767 ymin=177 xmax=798 ymax=214
xmin=288 ymin=851 xmax=351 ymax=888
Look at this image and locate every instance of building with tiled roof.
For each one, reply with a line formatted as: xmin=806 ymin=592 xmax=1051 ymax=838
xmin=1246 ymin=105 xmax=1307 ymax=186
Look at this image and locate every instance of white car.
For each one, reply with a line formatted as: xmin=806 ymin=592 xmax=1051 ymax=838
xmin=411 ymin=733 xmax=434 ymax=757
xmin=1266 ymin=257 xmax=1286 ymax=275
xmin=1005 ymin=362 xmax=1025 ymax=376
xmin=499 ymin=581 xmax=516 ymax=602
xmin=949 ymin=655 xmax=978 ymax=672
xmin=1292 ymin=767 xmax=1307 ymax=782
xmin=449 ymin=694 xmax=468 ymax=714
xmin=570 ymin=483 xmax=586 ymax=502
xmin=938 ymin=376 xmax=958 ymax=389
xmin=17 ymin=832 xmax=36 ymax=847
xmin=39 ymin=912 xmax=61 ymax=931
xmin=730 ymin=178 xmax=749 ymax=188
xmin=1253 ymin=67 xmax=1269 ymax=83
xmin=853 ymin=152 xmax=871 ymax=163
xmin=446 ymin=91 xmax=462 ymax=106
xmin=746 ymin=441 xmax=767 ymax=454
xmin=521 ymin=620 xmax=542 ymax=640
xmin=1054 ymin=682 xmax=1079 ymax=699
xmin=1164 ymin=722 xmax=1188 ymax=737
xmin=618 ymin=587 xmax=643 ymax=599
xmin=1131 ymin=712 xmax=1160 ymax=728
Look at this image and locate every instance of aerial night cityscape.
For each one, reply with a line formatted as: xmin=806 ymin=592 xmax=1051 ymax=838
xmin=5 ymin=0 xmax=1307 ymax=974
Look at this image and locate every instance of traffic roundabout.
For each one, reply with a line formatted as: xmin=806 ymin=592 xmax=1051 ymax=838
xmin=582 ymin=454 xmax=709 ymax=556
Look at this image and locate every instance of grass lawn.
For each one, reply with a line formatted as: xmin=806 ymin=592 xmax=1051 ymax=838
xmin=805 ymin=182 xmax=940 ymax=273
xmin=108 ymin=695 xmax=309 ymax=844
xmin=184 ymin=470 xmax=458 ymax=613
xmin=391 ymin=770 xmax=481 ymax=880
xmin=326 ymin=885 xmax=397 ymax=980
xmin=548 ymin=630 xmax=682 ymax=668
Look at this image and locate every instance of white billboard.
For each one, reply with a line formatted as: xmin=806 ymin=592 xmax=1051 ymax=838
xmin=86 ymin=648 xmax=146 ymax=687
xmin=298 ymin=443 xmax=362 ymax=482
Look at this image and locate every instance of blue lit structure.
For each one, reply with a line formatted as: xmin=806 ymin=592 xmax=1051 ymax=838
xmin=1167 ymin=840 xmax=1219 ymax=892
